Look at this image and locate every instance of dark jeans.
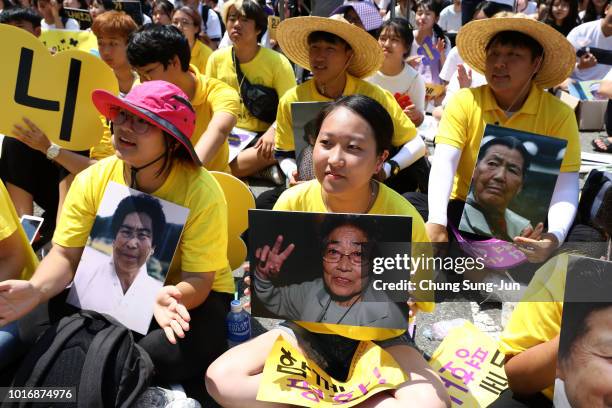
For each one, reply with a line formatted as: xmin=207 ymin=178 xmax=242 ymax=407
xmin=5 ymin=289 xmax=232 ymax=402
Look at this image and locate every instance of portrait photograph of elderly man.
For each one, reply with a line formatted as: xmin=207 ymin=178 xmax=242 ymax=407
xmin=459 ymin=125 xmax=567 ymax=242
xmin=67 ymin=182 xmax=189 ymax=334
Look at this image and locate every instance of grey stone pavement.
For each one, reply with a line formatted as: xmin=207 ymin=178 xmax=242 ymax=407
xmin=238 ymin=128 xmax=610 ymax=358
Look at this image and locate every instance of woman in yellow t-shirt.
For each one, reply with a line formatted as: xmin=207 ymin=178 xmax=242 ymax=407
xmin=172 ymin=6 xmax=213 ymax=75
xmin=206 ymin=95 xmax=450 ymax=408
xmin=206 ymin=0 xmax=296 ymax=183
xmin=0 ymin=81 xmax=234 ymax=393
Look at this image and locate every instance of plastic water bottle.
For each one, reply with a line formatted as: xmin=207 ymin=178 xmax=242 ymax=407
xmin=226 ymin=300 xmax=251 ymax=348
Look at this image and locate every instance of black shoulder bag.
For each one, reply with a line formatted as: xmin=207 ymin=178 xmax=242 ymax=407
xmin=232 ymin=48 xmax=279 ymax=124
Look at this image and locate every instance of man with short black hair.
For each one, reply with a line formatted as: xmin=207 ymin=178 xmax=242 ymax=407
xmin=127 ymin=24 xmax=240 ymax=172
xmin=422 ymin=16 xmax=581 ymax=263
xmin=0 ymin=7 xmax=41 ymax=35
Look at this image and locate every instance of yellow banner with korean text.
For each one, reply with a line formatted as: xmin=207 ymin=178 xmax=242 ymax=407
xmin=0 ymin=25 xmax=116 ymax=151
xmin=40 ymin=29 xmax=98 ymax=55
xmin=429 ymin=321 xmax=508 ymax=407
xmin=257 ymin=335 xmax=408 ymax=407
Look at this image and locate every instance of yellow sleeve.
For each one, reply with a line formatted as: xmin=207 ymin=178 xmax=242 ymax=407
xmin=274 ymin=55 xmax=298 ymax=98
xmin=89 ymin=116 xmax=114 ymax=161
xmin=52 ymin=167 xmax=98 ymax=248
xmin=274 ymin=91 xmax=296 ymax=153
xmin=205 ymin=49 xmax=216 ymax=78
xmin=0 ymin=184 xmax=18 ymax=242
xmin=435 ymin=89 xmax=472 ymax=150
xmin=555 ymin=106 xmax=581 ymax=173
xmin=179 ymin=180 xmax=230 ymax=273
xmin=207 ymin=77 xmax=241 ymax=117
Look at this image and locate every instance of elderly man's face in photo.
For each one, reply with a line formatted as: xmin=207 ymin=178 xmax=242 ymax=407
xmin=322 ymin=225 xmax=368 ymax=299
xmin=113 ymin=212 xmax=154 ymax=275
xmin=473 ymin=144 xmax=525 ymax=211
xmin=560 ymin=307 xmax=612 ymax=408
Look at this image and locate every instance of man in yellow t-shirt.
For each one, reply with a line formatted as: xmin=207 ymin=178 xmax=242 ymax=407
xmin=272 ymin=16 xmax=425 ymax=189
xmin=127 ymin=24 xmax=240 ymax=172
xmin=423 ymin=16 xmax=580 ymax=264
xmin=206 ymin=0 xmax=297 ymax=180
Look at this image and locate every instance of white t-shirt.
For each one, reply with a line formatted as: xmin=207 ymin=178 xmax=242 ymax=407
xmin=439 ymin=4 xmax=462 ymax=33
xmin=67 ymin=247 xmax=164 ymax=334
xmin=439 ymin=47 xmax=487 ymax=106
xmin=365 ymin=64 xmax=426 ymax=113
xmin=202 ymin=6 xmax=223 ymax=40
xmin=41 ymin=18 xmax=80 ymax=30
xmin=567 ymin=20 xmax=612 ymax=81
xmin=518 ymin=1 xmax=538 ymax=15
xmin=384 ymin=6 xmax=417 ymax=28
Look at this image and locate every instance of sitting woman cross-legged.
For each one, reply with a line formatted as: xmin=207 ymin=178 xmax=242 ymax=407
xmin=0 ymin=81 xmax=234 ymax=401
xmin=205 ymin=95 xmax=450 ymax=408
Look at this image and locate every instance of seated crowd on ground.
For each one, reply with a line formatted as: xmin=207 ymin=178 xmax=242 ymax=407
xmin=0 ymin=0 xmax=611 ymax=406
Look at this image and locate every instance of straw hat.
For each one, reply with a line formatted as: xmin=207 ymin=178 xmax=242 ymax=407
xmin=276 ymin=16 xmax=384 ymax=79
xmin=457 ymin=16 xmax=576 ymax=89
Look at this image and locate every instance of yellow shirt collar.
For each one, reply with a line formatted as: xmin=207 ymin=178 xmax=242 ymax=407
xmin=482 ymin=83 xmax=541 ymax=116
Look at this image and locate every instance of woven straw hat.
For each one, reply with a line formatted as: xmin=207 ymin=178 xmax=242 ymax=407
xmin=276 ymin=16 xmax=384 ymax=79
xmin=457 ymin=16 xmax=575 ymax=89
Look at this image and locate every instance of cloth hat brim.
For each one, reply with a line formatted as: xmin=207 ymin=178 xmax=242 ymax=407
xmin=457 ymin=17 xmax=576 ymax=89
xmin=276 ymin=16 xmax=384 ymax=79
xmin=92 ymin=89 xmax=202 ymax=166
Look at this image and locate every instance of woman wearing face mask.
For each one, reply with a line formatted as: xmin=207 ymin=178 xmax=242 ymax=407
xmin=0 ymin=81 xmax=235 ymax=400
xmin=205 ymin=95 xmax=449 ymax=408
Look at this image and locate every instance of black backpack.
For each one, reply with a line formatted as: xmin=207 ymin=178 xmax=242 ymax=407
xmin=9 ymin=310 xmax=154 ymax=407
xmin=577 ymin=169 xmax=612 ymax=231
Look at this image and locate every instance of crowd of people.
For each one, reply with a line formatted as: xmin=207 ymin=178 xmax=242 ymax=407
xmin=0 ymin=0 xmax=611 ymax=407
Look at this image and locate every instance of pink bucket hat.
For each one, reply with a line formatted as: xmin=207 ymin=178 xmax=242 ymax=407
xmin=92 ymin=81 xmax=201 ymax=166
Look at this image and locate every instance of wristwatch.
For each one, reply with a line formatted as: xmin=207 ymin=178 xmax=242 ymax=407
xmin=387 ymin=159 xmax=400 ymax=178
xmin=46 ymin=143 xmax=61 ymax=160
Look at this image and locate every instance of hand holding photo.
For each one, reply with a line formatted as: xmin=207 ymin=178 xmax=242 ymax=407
xmin=459 ymin=125 xmax=567 ymax=243
xmin=66 ymin=181 xmax=189 ymax=334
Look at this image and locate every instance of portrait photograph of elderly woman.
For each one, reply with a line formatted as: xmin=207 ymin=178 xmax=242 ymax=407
xmin=66 ymin=181 xmax=189 ymax=334
xmin=249 ymin=211 xmax=415 ymax=330
xmin=459 ymin=125 xmax=568 ymax=242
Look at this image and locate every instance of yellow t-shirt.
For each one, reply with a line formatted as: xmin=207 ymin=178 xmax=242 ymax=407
xmin=190 ymin=65 xmax=241 ymax=173
xmin=436 ymin=84 xmax=581 ymax=201
xmin=89 ymin=116 xmax=114 ymax=161
xmin=206 ymin=46 xmax=296 ymax=132
xmin=273 ymin=179 xmax=432 ymax=341
xmin=498 ymin=254 xmax=567 ymax=400
xmin=191 ymin=40 xmax=213 ymax=76
xmin=53 ymin=156 xmax=234 ymax=293
xmin=274 ymin=74 xmax=417 ymax=153
xmin=0 ymin=181 xmax=38 ymax=280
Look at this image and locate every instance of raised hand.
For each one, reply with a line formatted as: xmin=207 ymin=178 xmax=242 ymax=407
xmin=254 ymin=235 xmax=295 ymax=280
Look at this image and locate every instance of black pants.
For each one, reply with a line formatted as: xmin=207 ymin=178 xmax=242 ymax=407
xmin=12 ymin=289 xmax=232 ymax=401
xmin=487 ymin=389 xmax=552 ymax=408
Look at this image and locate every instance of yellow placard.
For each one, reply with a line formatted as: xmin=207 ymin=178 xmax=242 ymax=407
xmin=257 ymin=336 xmax=408 ymax=407
xmin=268 ymin=16 xmax=281 ymax=41
xmin=429 ymin=321 xmax=508 ymax=407
xmin=40 ymin=28 xmax=98 ymax=54
xmin=0 ymin=25 xmax=117 ymax=151
xmin=425 ymin=83 xmax=446 ymax=98
xmin=210 ymin=172 xmax=255 ymax=270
